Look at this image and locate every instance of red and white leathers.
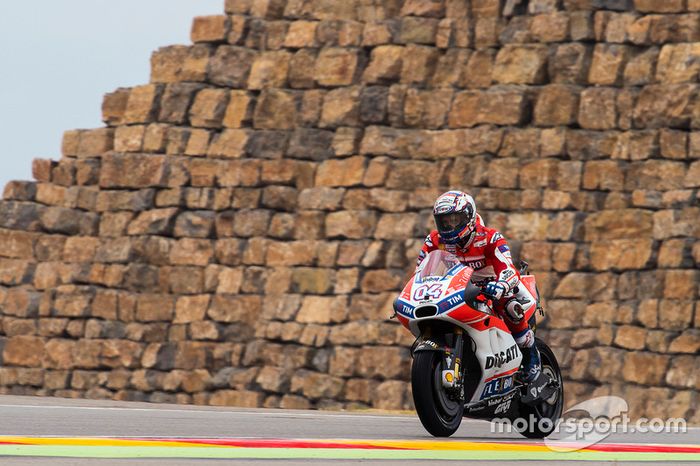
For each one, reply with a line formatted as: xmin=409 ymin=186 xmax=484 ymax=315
xmin=416 ymin=215 xmax=536 ymax=348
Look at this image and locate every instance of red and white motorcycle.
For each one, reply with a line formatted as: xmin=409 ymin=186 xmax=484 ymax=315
xmin=393 ymin=250 xmax=563 ymax=438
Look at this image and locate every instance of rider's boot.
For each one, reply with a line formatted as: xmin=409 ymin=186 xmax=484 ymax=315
xmin=515 ymin=328 xmax=541 ymax=383
xmin=515 ymin=328 xmax=555 ymax=405
xmin=504 ymin=299 xmax=542 ymax=384
xmin=520 ymin=341 xmax=542 ymax=383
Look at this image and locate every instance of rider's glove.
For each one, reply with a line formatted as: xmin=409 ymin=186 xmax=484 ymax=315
xmin=483 ymin=281 xmax=508 ymax=301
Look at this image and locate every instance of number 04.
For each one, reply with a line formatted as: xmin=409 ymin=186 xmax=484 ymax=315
xmin=413 ymin=284 xmax=442 ymax=301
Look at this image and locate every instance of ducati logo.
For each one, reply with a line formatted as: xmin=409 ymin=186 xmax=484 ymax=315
xmin=485 ymin=344 xmax=519 ymax=369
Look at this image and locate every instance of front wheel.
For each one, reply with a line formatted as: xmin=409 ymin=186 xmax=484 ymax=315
xmin=411 ymin=351 xmax=463 ymax=437
xmin=516 ymin=338 xmax=564 ymax=439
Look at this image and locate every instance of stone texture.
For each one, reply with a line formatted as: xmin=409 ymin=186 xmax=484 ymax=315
xmin=191 ymin=15 xmax=230 ymax=43
xmin=534 ymin=85 xmax=580 ymax=126
xmin=102 ymin=88 xmax=130 ymax=126
xmin=449 ymin=88 xmax=529 ymax=127
xmin=549 ymin=42 xmax=591 ymax=84
xmin=208 ymin=46 xmax=257 ymax=88
xmin=253 ymin=90 xmax=299 ymax=130
xmin=189 ymin=89 xmax=230 ymax=128
xmin=655 ymin=43 xmax=700 ymax=83
xmin=633 ymin=84 xmax=696 ymax=129
xmin=588 ymin=44 xmax=629 ymax=85
xmin=493 ymin=45 xmax=549 ymax=84
xmin=0 ymin=0 xmax=695 ymax=421
xmin=100 ymin=155 xmax=168 ymax=189
xmin=624 ymin=48 xmax=658 ymax=85
xmin=578 ymin=87 xmax=617 ymax=130
xmin=248 ymin=51 xmax=291 ymax=89
xmin=150 ymin=45 xmax=211 ymax=83
xmin=123 ymin=85 xmax=162 ymax=124
xmin=314 ymin=48 xmax=360 ymax=86
xmin=400 ymin=45 xmax=439 ymax=85
xmin=315 ymin=156 xmax=366 ymax=187
xmin=363 ymin=46 xmax=403 ymax=83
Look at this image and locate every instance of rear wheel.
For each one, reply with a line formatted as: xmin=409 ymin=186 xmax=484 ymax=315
xmin=516 ymin=339 xmax=564 ymax=439
xmin=411 ymin=351 xmax=463 ymax=437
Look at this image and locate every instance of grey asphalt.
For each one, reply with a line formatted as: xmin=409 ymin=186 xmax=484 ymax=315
xmin=0 ymin=395 xmax=697 ymax=465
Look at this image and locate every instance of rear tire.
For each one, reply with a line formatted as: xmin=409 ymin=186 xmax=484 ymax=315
xmin=516 ymin=338 xmax=564 ymax=439
xmin=411 ymin=351 xmax=463 ymax=437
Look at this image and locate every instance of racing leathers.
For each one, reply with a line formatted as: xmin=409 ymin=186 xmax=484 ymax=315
xmin=416 ymin=217 xmax=541 ymax=384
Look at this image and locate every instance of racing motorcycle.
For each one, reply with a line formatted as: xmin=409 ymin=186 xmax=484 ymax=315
xmin=393 ymin=250 xmax=563 ymax=438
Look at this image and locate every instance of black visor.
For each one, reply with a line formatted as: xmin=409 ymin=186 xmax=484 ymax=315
xmin=435 ymin=212 xmax=468 ymax=234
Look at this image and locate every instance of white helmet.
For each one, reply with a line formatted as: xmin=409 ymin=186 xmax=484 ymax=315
xmin=433 ymin=191 xmax=478 ymax=247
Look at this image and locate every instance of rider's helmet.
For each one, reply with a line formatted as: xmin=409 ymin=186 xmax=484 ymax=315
xmin=433 ymin=191 xmax=478 ymax=247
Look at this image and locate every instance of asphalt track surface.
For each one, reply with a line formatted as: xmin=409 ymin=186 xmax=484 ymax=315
xmin=0 ymin=395 xmax=697 ymax=465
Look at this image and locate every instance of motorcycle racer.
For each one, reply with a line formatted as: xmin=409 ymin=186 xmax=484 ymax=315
xmin=417 ymin=190 xmax=548 ymax=401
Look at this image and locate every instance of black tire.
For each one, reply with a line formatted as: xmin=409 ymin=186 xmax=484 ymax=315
xmin=411 ymin=351 xmax=463 ymax=437
xmin=516 ymin=338 xmax=564 ymax=439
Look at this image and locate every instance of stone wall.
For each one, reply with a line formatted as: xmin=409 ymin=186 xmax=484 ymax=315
xmin=0 ymin=0 xmax=698 ymax=421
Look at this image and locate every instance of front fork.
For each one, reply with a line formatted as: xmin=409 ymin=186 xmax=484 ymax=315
xmin=441 ymin=327 xmax=464 ymax=395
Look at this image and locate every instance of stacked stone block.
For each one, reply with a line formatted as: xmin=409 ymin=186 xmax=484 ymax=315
xmin=0 ymin=0 xmax=698 ymax=420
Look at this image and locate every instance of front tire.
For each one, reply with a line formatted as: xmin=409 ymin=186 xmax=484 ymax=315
xmin=516 ymin=338 xmax=564 ymax=439
xmin=411 ymin=351 xmax=463 ymax=437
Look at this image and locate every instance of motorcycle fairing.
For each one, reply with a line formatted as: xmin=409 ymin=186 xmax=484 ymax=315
xmin=395 ymin=250 xmax=523 ymax=405
xmin=520 ymin=274 xmax=539 ymax=324
xmin=466 ymin=325 xmax=522 ymax=404
xmin=465 ymin=389 xmax=519 ymax=419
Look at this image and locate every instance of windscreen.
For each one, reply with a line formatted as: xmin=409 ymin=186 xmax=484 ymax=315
xmin=416 ymin=250 xmax=462 ymax=282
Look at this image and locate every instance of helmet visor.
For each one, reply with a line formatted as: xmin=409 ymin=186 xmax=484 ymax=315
xmin=435 ymin=212 xmax=468 ymax=235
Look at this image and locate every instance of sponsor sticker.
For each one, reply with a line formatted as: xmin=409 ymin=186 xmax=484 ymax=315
xmin=485 ymin=344 xmax=519 ymax=370
xmin=465 ymin=259 xmax=486 ymax=269
xmin=423 ymin=339 xmax=439 ymax=349
xmin=439 ymin=292 xmax=464 ymax=312
xmin=393 ymin=299 xmax=414 ymax=317
xmin=494 ymin=399 xmax=512 ymax=415
xmin=480 ymin=375 xmax=514 ymax=399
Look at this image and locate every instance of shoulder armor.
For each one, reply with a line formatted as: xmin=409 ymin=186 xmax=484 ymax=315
xmin=490 ymin=231 xmax=504 ymax=244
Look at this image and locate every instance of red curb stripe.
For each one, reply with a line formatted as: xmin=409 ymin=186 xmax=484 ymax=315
xmin=11 ymin=436 xmax=699 ymax=455
xmin=123 ymin=437 xmax=700 ymax=454
xmin=474 ymin=440 xmax=700 ymax=455
xmin=125 ymin=438 xmax=414 ymax=450
xmin=584 ymin=443 xmax=700 ymax=454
